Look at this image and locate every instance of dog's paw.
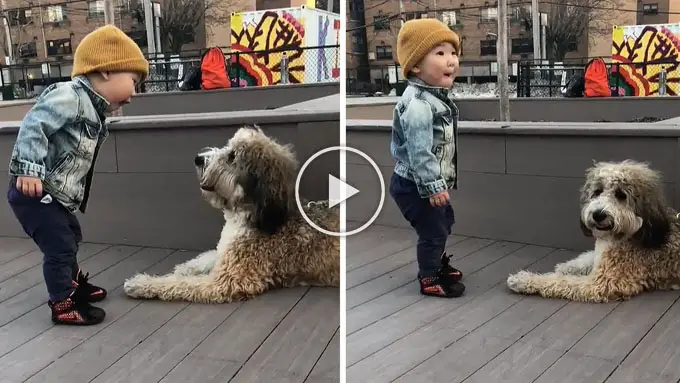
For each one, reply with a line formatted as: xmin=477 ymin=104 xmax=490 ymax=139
xmin=123 ymin=274 xmax=157 ymax=299
xmin=506 ymin=270 xmax=537 ymax=294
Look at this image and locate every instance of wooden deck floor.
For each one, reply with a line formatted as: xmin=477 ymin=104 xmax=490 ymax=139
xmin=346 ymin=224 xmax=680 ymax=383
xmin=0 ymin=237 xmax=339 ymax=383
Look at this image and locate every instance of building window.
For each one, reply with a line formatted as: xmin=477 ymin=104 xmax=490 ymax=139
xmin=46 ymin=6 xmax=66 ymax=23
xmin=374 ymin=15 xmax=389 ymax=30
xmin=480 ymin=39 xmax=496 ymax=56
xmin=13 ymin=41 xmax=38 ymax=58
xmin=7 ymin=9 xmax=32 ymax=26
xmin=643 ymin=3 xmax=658 ymax=14
xmin=441 ymin=11 xmax=458 ymax=26
xmin=511 ymin=38 xmax=533 ymax=54
xmin=510 ymin=5 xmax=530 ymax=20
xmin=47 ymin=39 xmax=72 ymax=56
xmin=480 ymin=7 xmax=497 ymax=22
xmin=126 ymin=30 xmax=148 ymax=48
xmin=375 ymin=45 xmax=393 ymax=60
xmin=88 ymin=0 xmax=105 ymax=17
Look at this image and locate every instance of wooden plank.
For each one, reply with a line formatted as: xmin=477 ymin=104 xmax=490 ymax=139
xmin=347 ymin=236 xmax=415 ymax=272
xmin=346 ymin=244 xmax=555 ymax=367
xmin=3 ymin=247 xmax=179 ymax=383
xmin=0 ymin=237 xmax=37 ymax=264
xmin=349 ymin=246 xmax=566 ymax=382
xmin=464 ymin=294 xmax=618 ymax=383
xmin=229 ymin=288 xmax=339 ymax=383
xmin=0 ymin=245 xmax=142 ymax=329
xmin=346 ymin=225 xmax=399 ymax=255
xmin=347 ymin=239 xmax=517 ymax=334
xmin=159 ymin=286 xmax=312 ymax=383
xmin=464 ymin=301 xmax=617 ymax=382
xmin=0 ymin=242 xmax=111 ymax=303
xmin=604 ymin=297 xmax=680 ymax=383
xmin=304 ymin=329 xmax=340 ymax=383
xmin=347 ymin=235 xmax=467 ymax=288
xmin=534 ymin=290 xmax=680 ymax=383
xmin=89 ymin=301 xmax=244 ymax=383
xmin=347 ymin=237 xmax=499 ymax=309
xmin=0 ymin=250 xmax=43 ymax=283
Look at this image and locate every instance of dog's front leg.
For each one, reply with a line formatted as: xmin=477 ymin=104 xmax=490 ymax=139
xmin=554 ymin=250 xmax=596 ymax=276
xmin=506 ymin=271 xmax=616 ymax=303
xmin=172 ymin=249 xmax=219 ymax=276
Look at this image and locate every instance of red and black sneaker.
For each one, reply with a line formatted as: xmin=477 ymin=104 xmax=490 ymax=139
xmin=74 ymin=269 xmax=107 ymax=302
xmin=419 ymin=274 xmax=465 ymax=298
xmin=48 ymin=288 xmax=106 ymax=326
xmin=440 ymin=252 xmax=463 ymax=283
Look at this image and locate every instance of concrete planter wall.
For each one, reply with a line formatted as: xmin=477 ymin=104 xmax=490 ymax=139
xmin=0 ymin=109 xmax=340 ymax=251
xmin=0 ymin=82 xmax=339 ymax=122
xmin=347 ymin=96 xmax=680 ymax=122
xmin=346 ymin=120 xmax=680 ymax=251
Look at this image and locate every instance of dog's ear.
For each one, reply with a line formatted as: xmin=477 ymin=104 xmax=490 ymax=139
xmin=243 ymin=171 xmax=289 ymax=235
xmin=580 ymin=216 xmax=593 ymax=237
xmin=633 ymin=202 xmax=670 ymax=249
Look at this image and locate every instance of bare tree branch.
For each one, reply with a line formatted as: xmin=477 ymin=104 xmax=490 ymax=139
xmin=519 ymin=0 xmax=621 ymax=60
xmin=134 ymin=0 xmax=233 ymax=53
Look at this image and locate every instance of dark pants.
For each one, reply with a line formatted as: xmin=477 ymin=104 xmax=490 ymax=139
xmin=7 ymin=178 xmax=81 ymax=302
xmin=389 ymin=173 xmax=454 ymax=277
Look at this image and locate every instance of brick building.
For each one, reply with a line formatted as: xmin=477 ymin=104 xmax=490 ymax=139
xmin=637 ymin=0 xmax=680 ymax=24
xmin=0 ymin=0 xmax=206 ymax=66
xmin=347 ymin=0 xmax=636 ymax=89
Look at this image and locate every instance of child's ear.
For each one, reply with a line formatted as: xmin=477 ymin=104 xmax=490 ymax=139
xmin=411 ymin=66 xmax=421 ymax=74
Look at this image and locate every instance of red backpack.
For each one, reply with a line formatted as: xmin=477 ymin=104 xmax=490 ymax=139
xmin=584 ymin=57 xmax=610 ymax=97
xmin=200 ymin=47 xmax=230 ymax=90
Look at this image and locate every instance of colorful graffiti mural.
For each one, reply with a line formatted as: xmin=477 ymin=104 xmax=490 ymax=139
xmin=230 ymin=7 xmax=340 ymax=87
xmin=611 ymin=23 xmax=680 ymax=96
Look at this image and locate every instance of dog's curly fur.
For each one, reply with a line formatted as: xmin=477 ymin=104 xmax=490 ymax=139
xmin=123 ymin=125 xmax=340 ymax=303
xmin=506 ymin=159 xmax=680 ymax=303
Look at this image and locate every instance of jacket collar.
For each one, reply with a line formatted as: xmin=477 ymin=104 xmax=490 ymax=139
xmin=73 ymin=75 xmax=110 ymax=122
xmin=406 ymin=75 xmax=453 ymax=105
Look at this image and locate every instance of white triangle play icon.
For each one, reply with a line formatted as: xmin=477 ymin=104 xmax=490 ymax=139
xmin=328 ymin=174 xmax=360 ymax=208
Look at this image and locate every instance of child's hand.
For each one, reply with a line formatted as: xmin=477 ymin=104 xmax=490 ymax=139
xmin=429 ymin=190 xmax=449 ymax=207
xmin=16 ymin=176 xmax=43 ymax=197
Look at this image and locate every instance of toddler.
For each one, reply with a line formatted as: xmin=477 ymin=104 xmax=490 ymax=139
xmin=389 ymin=18 xmax=465 ymax=298
xmin=7 ymin=24 xmax=148 ymax=325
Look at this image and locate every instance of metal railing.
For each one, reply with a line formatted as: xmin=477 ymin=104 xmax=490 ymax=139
xmin=0 ymin=45 xmax=340 ymax=100
xmin=517 ymin=60 xmax=678 ymax=97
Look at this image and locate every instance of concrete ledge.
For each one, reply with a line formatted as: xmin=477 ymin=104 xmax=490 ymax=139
xmin=0 ymin=82 xmax=340 ymax=121
xmin=346 ymin=119 xmax=680 ymax=251
xmin=347 ymin=96 xmax=680 ymax=122
xmin=348 ymin=119 xmax=680 ymax=136
xmin=0 ymin=108 xmax=340 ymax=250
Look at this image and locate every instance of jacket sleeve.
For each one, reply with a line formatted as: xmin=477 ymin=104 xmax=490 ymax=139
xmin=399 ymin=98 xmax=448 ymax=197
xmin=8 ymin=84 xmax=79 ymax=179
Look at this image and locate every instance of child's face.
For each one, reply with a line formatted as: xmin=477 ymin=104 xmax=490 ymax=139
xmin=91 ymin=71 xmax=141 ymax=112
xmin=412 ymin=42 xmax=459 ymax=88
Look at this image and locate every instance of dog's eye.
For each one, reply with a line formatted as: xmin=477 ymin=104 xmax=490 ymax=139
xmin=592 ymin=188 xmax=603 ymax=197
xmin=226 ymin=151 xmax=236 ymax=163
xmin=615 ymin=189 xmax=626 ymax=201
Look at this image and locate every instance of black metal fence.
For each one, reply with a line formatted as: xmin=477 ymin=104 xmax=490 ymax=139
xmin=517 ymin=60 xmax=679 ymax=98
xmin=0 ymin=45 xmax=340 ymax=100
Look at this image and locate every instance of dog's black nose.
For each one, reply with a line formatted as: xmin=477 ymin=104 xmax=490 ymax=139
xmin=592 ymin=210 xmax=607 ymax=222
xmin=194 ymin=155 xmax=204 ymax=166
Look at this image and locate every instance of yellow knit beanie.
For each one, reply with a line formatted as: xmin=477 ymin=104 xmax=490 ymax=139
xmin=397 ymin=18 xmax=460 ymax=78
xmin=71 ymin=24 xmax=149 ymax=81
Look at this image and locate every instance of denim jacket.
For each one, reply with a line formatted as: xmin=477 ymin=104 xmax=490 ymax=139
xmin=8 ymin=75 xmax=110 ymax=214
xmin=391 ymin=76 xmax=459 ymax=198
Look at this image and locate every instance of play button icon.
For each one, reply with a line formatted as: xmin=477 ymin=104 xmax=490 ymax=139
xmin=295 ymin=146 xmax=385 ymax=237
xmin=328 ymin=174 xmax=359 ymax=208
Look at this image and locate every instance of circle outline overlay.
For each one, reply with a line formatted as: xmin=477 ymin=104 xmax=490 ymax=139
xmin=295 ymin=146 xmax=385 ymax=237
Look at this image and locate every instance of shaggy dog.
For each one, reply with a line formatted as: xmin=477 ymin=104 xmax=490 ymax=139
xmin=123 ymin=125 xmax=340 ymax=303
xmin=506 ymin=160 xmax=680 ymax=303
